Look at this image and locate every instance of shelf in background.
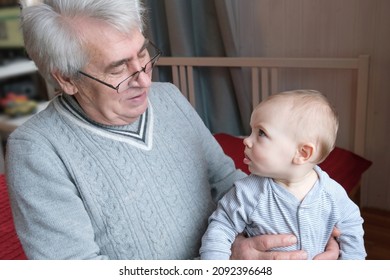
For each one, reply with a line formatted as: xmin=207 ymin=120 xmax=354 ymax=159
xmin=0 ymin=59 xmax=37 ymax=80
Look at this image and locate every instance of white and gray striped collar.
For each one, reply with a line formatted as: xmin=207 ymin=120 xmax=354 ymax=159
xmin=53 ymin=94 xmax=154 ymax=151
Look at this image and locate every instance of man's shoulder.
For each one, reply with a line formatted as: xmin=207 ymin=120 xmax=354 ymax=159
xmin=150 ymin=82 xmax=180 ymax=95
xmin=149 ymin=82 xmax=192 ymax=110
xmin=8 ymin=100 xmax=60 ymax=141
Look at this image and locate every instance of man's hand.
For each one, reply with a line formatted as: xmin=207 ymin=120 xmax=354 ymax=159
xmin=231 ymin=227 xmax=341 ymax=260
xmin=230 ymin=234 xmax=307 ymax=260
xmin=313 ymin=227 xmax=341 ymax=260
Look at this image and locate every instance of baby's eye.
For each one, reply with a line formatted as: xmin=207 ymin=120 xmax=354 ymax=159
xmin=258 ymin=129 xmax=266 ymax=137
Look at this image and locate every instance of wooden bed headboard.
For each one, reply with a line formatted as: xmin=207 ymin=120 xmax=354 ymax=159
xmin=156 ymin=55 xmax=370 ymax=156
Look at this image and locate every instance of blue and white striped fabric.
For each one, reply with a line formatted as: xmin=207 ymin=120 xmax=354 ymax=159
xmin=200 ymin=166 xmax=366 ymax=260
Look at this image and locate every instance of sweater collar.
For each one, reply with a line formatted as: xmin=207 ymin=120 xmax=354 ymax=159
xmin=54 ymin=93 xmax=154 ymax=150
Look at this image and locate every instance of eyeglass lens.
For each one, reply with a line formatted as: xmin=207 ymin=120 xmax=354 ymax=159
xmin=116 ymin=43 xmax=160 ymax=93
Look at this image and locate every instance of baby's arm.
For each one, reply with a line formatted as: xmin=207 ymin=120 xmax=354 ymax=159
xmin=337 ymin=199 xmax=366 ymax=259
xmin=200 ymin=184 xmax=254 ymax=260
xmin=327 ymin=184 xmax=366 ymax=260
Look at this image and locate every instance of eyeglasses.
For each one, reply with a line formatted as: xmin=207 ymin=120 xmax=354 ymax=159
xmin=78 ymin=40 xmax=162 ymax=94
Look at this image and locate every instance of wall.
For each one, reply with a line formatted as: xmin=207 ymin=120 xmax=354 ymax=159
xmin=225 ymin=0 xmax=390 ymax=210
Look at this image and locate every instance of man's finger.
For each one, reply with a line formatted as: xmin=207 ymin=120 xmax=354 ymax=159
xmin=313 ymin=236 xmax=339 ymax=260
xmin=261 ymin=250 xmax=308 ymax=260
xmin=249 ymin=234 xmax=298 ymax=251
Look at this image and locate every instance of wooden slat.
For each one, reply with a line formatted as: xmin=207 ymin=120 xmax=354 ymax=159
xmin=171 ymin=65 xmax=180 ymax=90
xmin=179 ymin=66 xmax=187 ymax=99
xmin=158 ymin=56 xmax=360 ymax=69
xmin=271 ymin=68 xmax=278 ymax=95
xmin=354 ymin=55 xmax=370 ymax=156
xmin=261 ymin=68 xmax=269 ymax=101
xmin=187 ymin=66 xmax=196 ymax=107
xmin=251 ymin=67 xmax=259 ymax=110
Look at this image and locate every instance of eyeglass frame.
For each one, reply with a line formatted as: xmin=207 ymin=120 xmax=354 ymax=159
xmin=78 ymin=40 xmax=162 ymax=93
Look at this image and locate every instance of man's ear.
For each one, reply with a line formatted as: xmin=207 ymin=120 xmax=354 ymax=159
xmin=293 ymin=143 xmax=315 ymax=164
xmin=51 ymin=71 xmax=78 ymax=95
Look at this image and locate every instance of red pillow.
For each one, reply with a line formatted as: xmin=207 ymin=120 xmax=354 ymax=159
xmin=0 ymin=175 xmax=27 ymax=260
xmin=214 ymin=133 xmax=372 ymax=194
xmin=319 ymin=147 xmax=372 ymax=193
xmin=214 ymin=133 xmax=249 ymax=174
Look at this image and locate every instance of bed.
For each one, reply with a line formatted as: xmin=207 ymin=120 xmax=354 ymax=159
xmin=0 ymin=55 xmax=372 ymax=260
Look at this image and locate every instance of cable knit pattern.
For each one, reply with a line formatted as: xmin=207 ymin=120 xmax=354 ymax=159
xmin=6 ymin=82 xmax=246 ymax=259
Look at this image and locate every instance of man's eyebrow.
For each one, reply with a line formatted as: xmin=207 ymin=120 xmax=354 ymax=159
xmin=103 ymin=39 xmax=150 ymax=72
xmin=104 ymin=59 xmax=128 ymax=72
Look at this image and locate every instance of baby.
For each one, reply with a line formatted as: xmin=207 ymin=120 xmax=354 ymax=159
xmin=200 ymin=90 xmax=366 ymax=260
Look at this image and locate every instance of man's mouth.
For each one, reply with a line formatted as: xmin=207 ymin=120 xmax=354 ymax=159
xmin=124 ymin=91 xmax=147 ymax=103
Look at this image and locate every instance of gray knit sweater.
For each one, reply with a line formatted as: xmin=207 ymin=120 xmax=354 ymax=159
xmin=6 ymin=82 xmax=246 ymax=259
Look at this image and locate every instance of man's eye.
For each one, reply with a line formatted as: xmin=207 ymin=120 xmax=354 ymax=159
xmin=135 ymin=47 xmax=148 ymax=61
xmin=111 ymin=71 xmax=123 ymax=75
xmin=139 ymin=49 xmax=148 ymax=58
xmin=258 ymin=129 xmax=266 ymax=137
xmin=111 ymin=66 xmax=126 ymax=75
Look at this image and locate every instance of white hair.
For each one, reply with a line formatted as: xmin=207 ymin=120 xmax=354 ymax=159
xmin=19 ymin=0 xmax=145 ymax=87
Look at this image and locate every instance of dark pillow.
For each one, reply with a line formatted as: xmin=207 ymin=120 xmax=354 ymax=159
xmin=214 ymin=133 xmax=372 ymax=194
xmin=0 ymin=175 xmax=27 ymax=259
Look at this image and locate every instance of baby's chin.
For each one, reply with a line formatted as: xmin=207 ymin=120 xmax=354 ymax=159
xmin=249 ymin=167 xmax=280 ymax=179
xmin=249 ymin=168 xmax=268 ymax=177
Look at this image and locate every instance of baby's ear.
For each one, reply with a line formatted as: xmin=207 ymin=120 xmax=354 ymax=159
xmin=51 ymin=71 xmax=78 ymax=95
xmin=293 ymin=143 xmax=315 ymax=164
